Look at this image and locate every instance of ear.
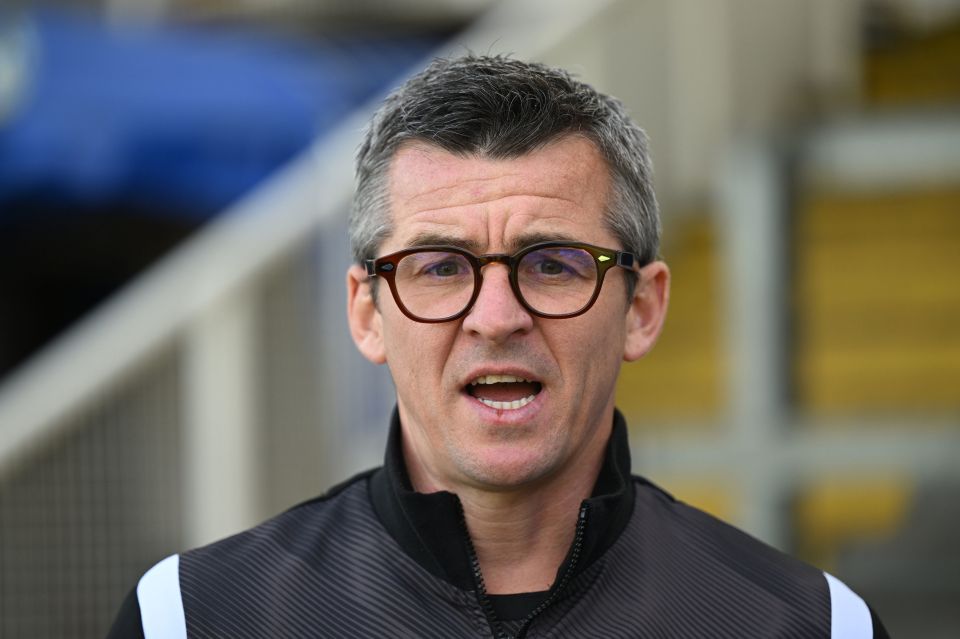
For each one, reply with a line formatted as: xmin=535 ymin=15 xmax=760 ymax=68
xmin=346 ymin=264 xmax=386 ymax=365
xmin=623 ymin=261 xmax=670 ymax=362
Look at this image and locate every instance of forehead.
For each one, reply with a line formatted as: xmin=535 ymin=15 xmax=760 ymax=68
xmin=384 ymin=136 xmax=615 ymax=252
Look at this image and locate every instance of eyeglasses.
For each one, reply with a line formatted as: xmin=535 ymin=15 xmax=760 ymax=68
xmin=364 ymin=241 xmax=640 ymax=323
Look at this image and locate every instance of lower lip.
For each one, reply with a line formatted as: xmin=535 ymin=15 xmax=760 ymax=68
xmin=463 ymin=388 xmax=546 ymax=424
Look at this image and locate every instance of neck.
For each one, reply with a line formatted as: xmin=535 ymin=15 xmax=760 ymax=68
xmin=370 ymin=409 xmax=637 ymax=596
xmin=405 ymin=428 xmax=609 ymax=594
xmin=457 ymin=465 xmax=600 ymax=593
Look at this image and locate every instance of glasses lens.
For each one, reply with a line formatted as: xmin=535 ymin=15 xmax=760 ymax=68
xmin=394 ymin=250 xmax=475 ymax=320
xmin=517 ymin=246 xmax=598 ymax=316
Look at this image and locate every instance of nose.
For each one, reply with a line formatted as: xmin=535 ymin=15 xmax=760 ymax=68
xmin=461 ymin=263 xmax=533 ymax=342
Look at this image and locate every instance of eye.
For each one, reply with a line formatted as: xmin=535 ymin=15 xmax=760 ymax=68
xmin=536 ymin=259 xmax=567 ymax=276
xmin=520 ymin=247 xmax=594 ymax=282
xmin=402 ymin=251 xmax=472 ymax=280
xmin=428 ymin=260 xmax=464 ymax=277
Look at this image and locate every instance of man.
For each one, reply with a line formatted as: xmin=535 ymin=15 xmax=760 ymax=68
xmin=110 ymin=55 xmax=888 ymax=638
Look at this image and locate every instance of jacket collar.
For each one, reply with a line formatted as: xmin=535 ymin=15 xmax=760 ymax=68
xmin=369 ymin=408 xmax=636 ymax=591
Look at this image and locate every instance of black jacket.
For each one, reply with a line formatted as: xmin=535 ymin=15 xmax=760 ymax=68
xmin=109 ymin=410 xmax=889 ymax=638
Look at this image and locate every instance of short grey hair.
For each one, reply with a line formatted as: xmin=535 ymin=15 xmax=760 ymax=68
xmin=350 ymin=55 xmax=660 ymax=270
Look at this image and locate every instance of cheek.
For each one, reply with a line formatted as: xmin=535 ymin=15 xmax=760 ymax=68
xmin=382 ymin=319 xmax=457 ymax=382
xmin=551 ymin=317 xmax=626 ymax=383
xmin=589 ymin=315 xmax=629 ymax=378
xmin=380 ymin=316 xmax=417 ymax=386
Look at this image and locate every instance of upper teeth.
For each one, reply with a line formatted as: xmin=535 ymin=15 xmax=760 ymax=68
xmin=470 ymin=374 xmax=529 ymax=385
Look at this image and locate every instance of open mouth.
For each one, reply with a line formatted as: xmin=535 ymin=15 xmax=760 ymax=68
xmin=466 ymin=374 xmax=543 ymax=410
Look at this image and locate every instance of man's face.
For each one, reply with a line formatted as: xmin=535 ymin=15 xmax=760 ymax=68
xmin=347 ymin=135 xmax=668 ymax=493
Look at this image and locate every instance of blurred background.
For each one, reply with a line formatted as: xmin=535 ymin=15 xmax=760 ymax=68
xmin=0 ymin=0 xmax=958 ymax=636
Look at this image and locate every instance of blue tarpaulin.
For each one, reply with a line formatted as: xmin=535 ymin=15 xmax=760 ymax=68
xmin=0 ymin=9 xmax=438 ymax=220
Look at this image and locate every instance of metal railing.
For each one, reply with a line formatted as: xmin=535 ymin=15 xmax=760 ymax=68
xmin=0 ymin=1 xmax=622 ymax=635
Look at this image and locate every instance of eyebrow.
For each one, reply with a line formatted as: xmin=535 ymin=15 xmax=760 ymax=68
xmin=506 ymin=232 xmax=579 ymax=253
xmin=404 ymin=231 xmax=582 ymax=255
xmin=405 ymin=232 xmax=483 ymax=253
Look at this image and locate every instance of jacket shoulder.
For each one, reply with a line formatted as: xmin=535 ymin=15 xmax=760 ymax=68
xmin=184 ymin=467 xmax=379 ymax=566
xmin=622 ymin=476 xmax=883 ymax=637
xmin=109 ymin=469 xmax=380 ymax=638
xmin=631 ymin=474 xmax=825 ymax=584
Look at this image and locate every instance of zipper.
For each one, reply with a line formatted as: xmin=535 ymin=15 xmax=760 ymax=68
xmin=461 ymin=507 xmax=509 ymax=639
xmin=463 ymin=503 xmax=591 ymax=639
xmin=514 ymin=503 xmax=590 ymax=638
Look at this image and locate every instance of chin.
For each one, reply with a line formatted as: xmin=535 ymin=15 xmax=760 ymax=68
xmin=459 ymin=450 xmax=557 ymax=490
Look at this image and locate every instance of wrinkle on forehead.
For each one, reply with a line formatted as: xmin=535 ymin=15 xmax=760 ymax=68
xmin=395 ymin=208 xmax=592 ymax=252
xmin=405 ymin=229 xmax=582 ymax=254
xmin=398 ymin=195 xmax=582 ymax=226
xmin=384 ymin=137 xmax=614 ymax=253
xmin=401 ymin=174 xmax=512 ymax=208
xmin=389 ymin=139 xmax=605 ymax=213
xmin=407 ymin=189 xmax=580 ymax=211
